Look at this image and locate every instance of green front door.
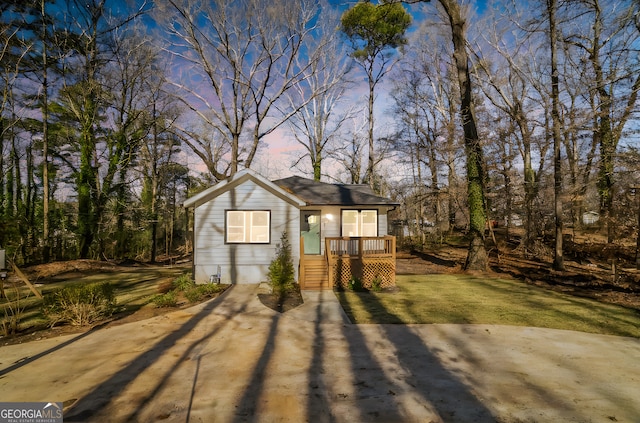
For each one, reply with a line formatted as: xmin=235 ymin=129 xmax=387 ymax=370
xmin=301 ymin=210 xmax=321 ymax=255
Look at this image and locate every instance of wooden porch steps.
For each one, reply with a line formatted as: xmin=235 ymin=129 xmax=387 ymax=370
xmin=299 ymin=255 xmax=330 ymax=290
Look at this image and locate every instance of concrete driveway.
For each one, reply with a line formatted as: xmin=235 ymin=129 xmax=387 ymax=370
xmin=0 ymin=284 xmax=639 ymax=422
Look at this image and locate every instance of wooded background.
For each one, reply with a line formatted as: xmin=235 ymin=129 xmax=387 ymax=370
xmin=1 ymin=0 xmax=639 ymax=268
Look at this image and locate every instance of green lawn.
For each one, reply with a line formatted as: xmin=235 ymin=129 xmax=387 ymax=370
xmin=336 ymin=274 xmax=640 ymax=338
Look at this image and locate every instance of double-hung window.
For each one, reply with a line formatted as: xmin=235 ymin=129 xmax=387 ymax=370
xmin=341 ymin=210 xmax=378 ymax=237
xmin=226 ymin=210 xmax=270 ymax=243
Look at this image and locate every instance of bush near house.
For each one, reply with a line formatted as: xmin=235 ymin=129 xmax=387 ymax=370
xmin=152 ymin=273 xmax=224 ymax=307
xmin=152 ymin=290 xmax=178 ymax=308
xmin=268 ymin=231 xmax=296 ymax=304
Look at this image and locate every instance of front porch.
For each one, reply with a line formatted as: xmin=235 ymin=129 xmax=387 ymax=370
xmin=299 ymin=236 xmax=396 ymax=290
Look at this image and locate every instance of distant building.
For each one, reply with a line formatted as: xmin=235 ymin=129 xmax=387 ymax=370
xmin=582 ymin=211 xmax=600 ymax=225
xmin=505 ymin=214 xmax=523 ymax=227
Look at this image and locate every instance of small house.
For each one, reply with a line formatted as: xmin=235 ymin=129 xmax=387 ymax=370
xmin=183 ymin=169 xmax=399 ymax=289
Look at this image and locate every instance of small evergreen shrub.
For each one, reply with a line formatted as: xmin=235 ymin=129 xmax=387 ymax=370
xmin=43 ymin=282 xmax=116 ymax=327
xmin=268 ymin=231 xmax=295 ymax=303
xmin=348 ymin=276 xmax=364 ymax=292
xmin=371 ymin=276 xmax=383 ymax=292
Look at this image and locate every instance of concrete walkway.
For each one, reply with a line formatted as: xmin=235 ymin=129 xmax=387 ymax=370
xmin=0 ymin=284 xmax=639 ymax=422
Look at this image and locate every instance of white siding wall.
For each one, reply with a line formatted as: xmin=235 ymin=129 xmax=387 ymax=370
xmin=378 ymin=213 xmax=389 ymax=235
xmin=193 ymin=180 xmax=300 ymax=284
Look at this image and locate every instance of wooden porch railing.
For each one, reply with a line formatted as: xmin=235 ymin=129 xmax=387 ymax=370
xmin=325 ymin=236 xmax=396 ymax=258
xmin=325 ymin=236 xmax=396 ymax=289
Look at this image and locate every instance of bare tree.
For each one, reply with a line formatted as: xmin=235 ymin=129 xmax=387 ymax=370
xmin=562 ymin=0 xmax=640 ymax=242
xmin=474 ymin=8 xmax=553 ymax=251
xmin=286 ymin=4 xmax=354 ymax=181
xmin=157 ymin=0 xmax=322 ymax=180
xmin=391 ymin=19 xmax=462 ymax=241
xmin=136 ymin=58 xmax=182 ymax=263
xmin=435 ymin=0 xmax=489 ymax=270
xmin=545 ymin=0 xmax=565 ymax=270
xmin=330 ymin=115 xmax=368 ymax=184
xmin=105 ymin=25 xmax=162 ymax=259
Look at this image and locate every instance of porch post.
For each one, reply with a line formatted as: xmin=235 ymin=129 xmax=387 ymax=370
xmin=299 ymin=236 xmax=305 ymax=288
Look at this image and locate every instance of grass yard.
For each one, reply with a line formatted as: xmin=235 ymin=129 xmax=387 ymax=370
xmin=1 ymin=264 xmax=189 ymax=335
xmin=336 ymin=274 xmax=640 ymax=338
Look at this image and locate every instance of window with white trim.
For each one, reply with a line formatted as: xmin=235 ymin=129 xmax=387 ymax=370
xmin=341 ymin=210 xmax=378 ymax=237
xmin=226 ymin=210 xmax=270 ymax=243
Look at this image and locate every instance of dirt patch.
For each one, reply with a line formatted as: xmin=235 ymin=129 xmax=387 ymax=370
xmin=258 ymin=287 xmax=304 ymax=312
xmin=19 ymin=259 xmax=125 ymax=282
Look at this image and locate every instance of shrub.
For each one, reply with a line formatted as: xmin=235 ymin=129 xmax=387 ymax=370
xmin=157 ymin=274 xmax=223 ymax=306
xmin=185 ymin=284 xmax=222 ymax=303
xmin=371 ymin=276 xmax=383 ymax=292
xmin=184 ymin=288 xmax=202 ymax=303
xmin=1 ymin=282 xmax=30 ymax=336
xmin=152 ymin=291 xmax=178 ymax=308
xmin=268 ymin=231 xmax=295 ymax=303
xmin=348 ymin=276 xmax=364 ymax=292
xmin=172 ymin=274 xmax=195 ymax=291
xmin=43 ymin=282 xmax=116 ymax=327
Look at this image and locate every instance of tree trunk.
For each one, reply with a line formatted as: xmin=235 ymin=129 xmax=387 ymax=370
xmin=313 ymin=148 xmax=322 ymax=181
xmin=77 ymin=125 xmax=96 ymax=259
xmin=0 ymin=119 xmax=4 ymax=247
xmin=366 ymin=77 xmax=376 ymax=187
xmin=150 ymin=155 xmax=158 ymax=263
xmin=548 ymin=0 xmax=564 ymax=271
xmin=439 ymin=0 xmax=488 ymax=271
xmin=591 ymin=1 xmax=615 ymax=243
xmin=41 ymin=0 xmax=51 ymax=263
xmin=522 ymin=129 xmax=536 ymax=253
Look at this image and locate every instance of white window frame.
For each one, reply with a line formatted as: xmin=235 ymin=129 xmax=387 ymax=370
xmin=226 ymin=210 xmax=271 ymax=244
xmin=341 ymin=209 xmax=378 ymax=237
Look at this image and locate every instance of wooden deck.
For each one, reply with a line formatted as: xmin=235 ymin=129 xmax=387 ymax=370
xmin=299 ymin=236 xmax=396 ymax=290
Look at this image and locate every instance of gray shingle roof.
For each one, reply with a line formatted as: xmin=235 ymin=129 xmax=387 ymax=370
xmin=272 ymin=176 xmax=398 ymax=206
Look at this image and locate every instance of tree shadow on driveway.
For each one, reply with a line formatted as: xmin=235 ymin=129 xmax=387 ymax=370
xmin=336 ymin=290 xmax=496 ymax=422
xmin=64 ymin=285 xmax=247 ymax=422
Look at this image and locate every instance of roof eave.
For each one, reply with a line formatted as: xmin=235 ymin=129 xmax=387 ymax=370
xmin=182 ymin=168 xmax=306 ymax=209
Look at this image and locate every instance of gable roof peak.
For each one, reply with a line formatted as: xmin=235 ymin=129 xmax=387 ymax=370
xmin=183 ymin=168 xmax=305 ymax=208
